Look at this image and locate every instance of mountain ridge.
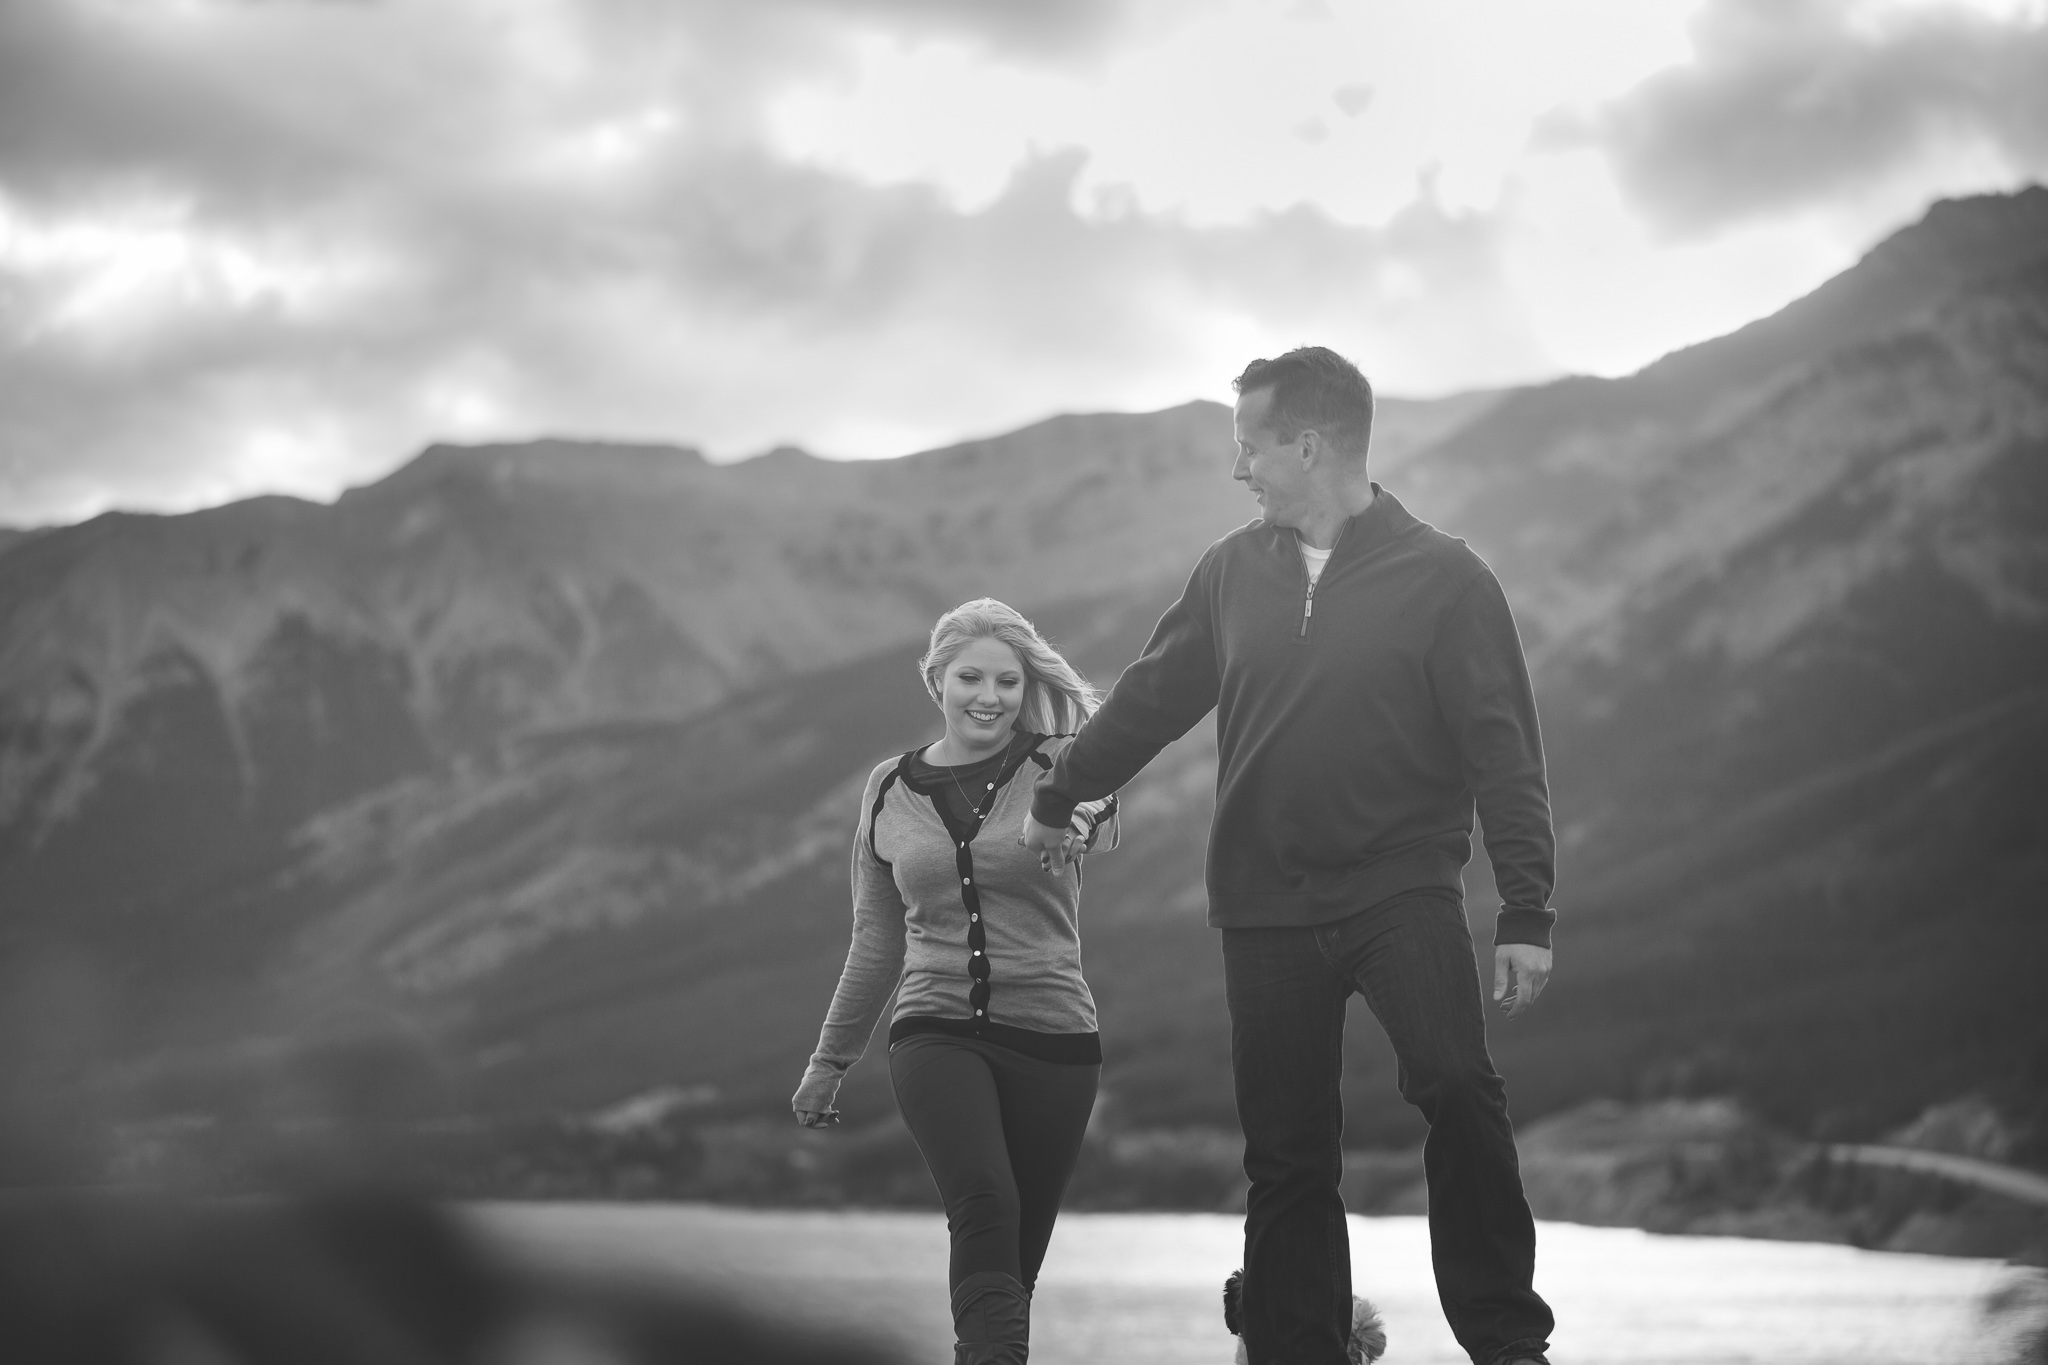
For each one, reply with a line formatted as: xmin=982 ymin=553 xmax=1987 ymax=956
xmin=3 ymin=187 xmax=2045 ymax=1168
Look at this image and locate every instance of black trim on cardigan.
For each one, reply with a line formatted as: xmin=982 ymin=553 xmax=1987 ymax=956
xmin=865 ymin=751 xmax=915 ymax=866
xmin=893 ymin=730 xmax=1051 ymax=1028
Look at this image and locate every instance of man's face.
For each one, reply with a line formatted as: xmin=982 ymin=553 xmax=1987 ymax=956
xmin=1232 ymin=386 xmax=1310 ymax=528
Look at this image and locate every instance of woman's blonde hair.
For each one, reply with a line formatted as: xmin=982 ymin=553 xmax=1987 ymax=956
xmin=920 ymin=598 xmax=1100 ymax=737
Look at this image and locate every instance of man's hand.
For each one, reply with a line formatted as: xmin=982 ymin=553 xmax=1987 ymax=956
xmin=1019 ymin=813 xmax=1073 ymax=872
xmin=1493 ymin=943 xmax=1552 ymax=1019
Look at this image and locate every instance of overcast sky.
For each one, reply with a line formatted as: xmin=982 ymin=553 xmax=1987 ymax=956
xmin=2 ymin=0 xmax=2044 ymax=525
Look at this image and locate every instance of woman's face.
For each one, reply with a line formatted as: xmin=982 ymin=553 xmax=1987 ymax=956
xmin=937 ymin=636 xmax=1027 ymax=755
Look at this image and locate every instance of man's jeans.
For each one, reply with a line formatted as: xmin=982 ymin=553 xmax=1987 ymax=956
xmin=1222 ymin=890 xmax=1553 ymax=1365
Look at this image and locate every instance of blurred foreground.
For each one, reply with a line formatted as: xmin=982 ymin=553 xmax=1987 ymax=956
xmin=0 ymin=1170 xmax=2042 ymax=1364
xmin=0 ymin=1188 xmax=904 ymax=1365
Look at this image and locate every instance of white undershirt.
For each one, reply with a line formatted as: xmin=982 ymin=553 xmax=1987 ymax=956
xmin=1299 ymin=539 xmax=1333 ymax=586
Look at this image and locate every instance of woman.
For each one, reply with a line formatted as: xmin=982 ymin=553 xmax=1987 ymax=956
xmin=793 ymin=598 xmax=1117 ymax=1365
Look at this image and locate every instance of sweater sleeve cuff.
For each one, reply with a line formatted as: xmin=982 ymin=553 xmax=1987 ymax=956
xmin=791 ymin=1068 xmax=843 ymax=1115
xmin=1493 ymin=906 xmax=1555 ymax=949
xmin=1031 ymin=787 xmax=1080 ymax=829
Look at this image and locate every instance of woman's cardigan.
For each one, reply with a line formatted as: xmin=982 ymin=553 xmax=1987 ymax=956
xmin=792 ymin=733 xmax=1112 ymax=1114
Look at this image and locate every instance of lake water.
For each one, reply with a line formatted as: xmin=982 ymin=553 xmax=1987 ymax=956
xmin=471 ymin=1204 xmax=2048 ymax=1365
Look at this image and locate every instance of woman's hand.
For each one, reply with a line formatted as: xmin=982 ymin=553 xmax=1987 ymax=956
xmin=1019 ymin=814 xmax=1077 ymax=871
xmin=795 ymin=1108 xmax=840 ymax=1129
xmin=1071 ymin=799 xmax=1116 ymax=848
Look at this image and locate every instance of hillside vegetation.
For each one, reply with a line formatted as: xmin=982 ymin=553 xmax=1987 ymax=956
xmin=1 ymin=189 xmax=2044 ymax=1187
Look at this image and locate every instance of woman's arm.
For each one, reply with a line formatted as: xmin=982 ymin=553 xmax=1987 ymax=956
xmin=1070 ymin=795 xmax=1120 ymax=853
xmin=792 ymin=772 xmax=911 ymax=1120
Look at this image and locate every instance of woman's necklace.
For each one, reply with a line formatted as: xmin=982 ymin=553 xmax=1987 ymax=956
xmin=938 ymin=740 xmax=1003 ymax=829
xmin=947 ymin=765 xmax=980 ymax=827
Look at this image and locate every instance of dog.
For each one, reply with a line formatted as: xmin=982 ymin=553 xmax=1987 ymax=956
xmin=1223 ymin=1268 xmax=1387 ymax=1365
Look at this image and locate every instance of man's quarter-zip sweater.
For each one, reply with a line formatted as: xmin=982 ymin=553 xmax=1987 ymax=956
xmin=1032 ymin=487 xmax=1557 ymax=947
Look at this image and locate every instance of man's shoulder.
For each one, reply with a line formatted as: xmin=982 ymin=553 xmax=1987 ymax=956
xmin=1409 ymin=520 xmax=1490 ymax=577
xmin=1201 ymin=518 xmax=1274 ymax=565
xmin=1381 ymin=493 xmax=1493 ymax=588
xmin=1160 ymin=519 xmax=1272 ymax=600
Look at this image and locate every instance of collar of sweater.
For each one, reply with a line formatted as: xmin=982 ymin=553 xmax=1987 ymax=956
xmin=1264 ymin=483 xmax=1418 ymax=567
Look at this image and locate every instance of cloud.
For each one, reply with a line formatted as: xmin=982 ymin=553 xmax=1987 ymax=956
xmin=779 ymin=0 xmax=1152 ymax=58
xmin=1577 ymin=0 xmax=2048 ymax=234
xmin=1332 ymin=84 xmax=1376 ymax=117
xmin=0 ymin=0 xmax=1545 ymax=525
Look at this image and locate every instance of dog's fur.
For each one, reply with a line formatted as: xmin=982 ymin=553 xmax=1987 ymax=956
xmin=1222 ymin=1268 xmax=1387 ymax=1365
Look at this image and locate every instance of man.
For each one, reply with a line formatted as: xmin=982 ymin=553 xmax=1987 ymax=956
xmin=1023 ymin=346 xmax=1556 ymax=1365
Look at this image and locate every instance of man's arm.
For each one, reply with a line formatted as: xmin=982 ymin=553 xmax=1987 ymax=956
xmin=1429 ymin=567 xmax=1556 ymax=1016
xmin=1025 ymin=557 xmax=1223 ymax=868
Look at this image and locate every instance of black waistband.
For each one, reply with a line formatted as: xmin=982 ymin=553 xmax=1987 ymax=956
xmin=889 ymin=1015 xmax=1102 ymax=1065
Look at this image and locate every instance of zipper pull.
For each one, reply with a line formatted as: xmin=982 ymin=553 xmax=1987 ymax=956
xmin=1299 ymin=580 xmax=1317 ymax=637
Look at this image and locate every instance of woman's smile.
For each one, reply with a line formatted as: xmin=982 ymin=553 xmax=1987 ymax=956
xmin=934 ymin=635 xmax=1027 ymax=761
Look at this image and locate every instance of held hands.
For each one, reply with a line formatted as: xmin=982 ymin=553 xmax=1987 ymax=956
xmin=1493 ymin=943 xmax=1552 ymax=1020
xmin=1019 ymin=813 xmax=1077 ymax=872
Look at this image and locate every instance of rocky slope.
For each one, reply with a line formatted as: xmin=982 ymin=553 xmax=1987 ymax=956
xmin=0 ymin=388 xmax=1487 ymax=916
xmin=2 ymin=188 xmax=2044 ymax=1172
xmin=1503 ymin=252 xmax=2048 ymax=1140
xmin=0 ymin=386 xmax=1481 ymax=1136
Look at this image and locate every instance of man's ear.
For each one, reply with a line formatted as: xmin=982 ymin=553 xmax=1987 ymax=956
xmin=1297 ymin=427 xmax=1323 ymax=468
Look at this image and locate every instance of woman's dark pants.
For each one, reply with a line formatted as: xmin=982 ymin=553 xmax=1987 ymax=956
xmin=1223 ymin=890 xmax=1553 ymax=1365
xmin=890 ymin=1033 xmax=1100 ymax=1294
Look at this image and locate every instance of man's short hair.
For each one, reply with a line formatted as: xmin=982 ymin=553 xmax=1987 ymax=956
xmin=1233 ymin=347 xmax=1375 ymax=462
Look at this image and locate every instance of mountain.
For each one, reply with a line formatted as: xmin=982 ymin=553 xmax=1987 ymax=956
xmin=1392 ymin=184 xmax=2048 ymax=654
xmin=2 ymin=188 xmax=2044 ymax=1175
xmin=1104 ymin=189 xmax=2048 ymax=1143
xmin=0 ymin=385 xmax=1497 ymax=934
xmin=0 ymin=391 xmax=1477 ymax=1138
xmin=1500 ymin=254 xmax=2048 ymax=1140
